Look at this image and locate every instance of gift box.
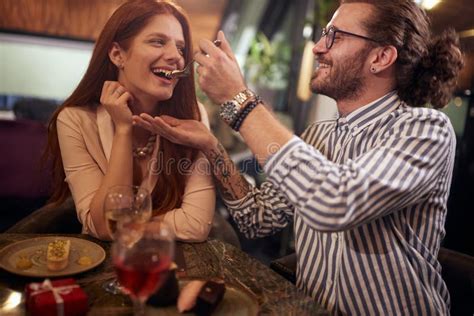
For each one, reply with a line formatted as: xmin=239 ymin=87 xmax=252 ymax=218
xmin=25 ymin=278 xmax=88 ymax=316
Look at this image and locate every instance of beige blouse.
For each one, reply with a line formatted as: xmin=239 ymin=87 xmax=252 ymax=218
xmin=56 ymin=103 xmax=216 ymax=242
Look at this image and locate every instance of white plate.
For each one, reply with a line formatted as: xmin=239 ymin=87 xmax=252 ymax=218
xmin=0 ymin=236 xmax=106 ymax=277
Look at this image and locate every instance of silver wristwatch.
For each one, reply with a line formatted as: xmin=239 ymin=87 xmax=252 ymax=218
xmin=219 ymin=89 xmax=256 ymax=125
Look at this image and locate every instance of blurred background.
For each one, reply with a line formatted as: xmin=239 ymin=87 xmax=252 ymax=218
xmin=1 ymin=0 xmax=473 ymax=262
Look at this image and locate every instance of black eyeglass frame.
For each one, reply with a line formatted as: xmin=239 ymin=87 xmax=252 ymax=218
xmin=321 ymin=25 xmax=380 ymax=49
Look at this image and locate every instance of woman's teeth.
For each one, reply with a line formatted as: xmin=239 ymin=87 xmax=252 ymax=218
xmin=152 ymin=69 xmax=173 ymax=80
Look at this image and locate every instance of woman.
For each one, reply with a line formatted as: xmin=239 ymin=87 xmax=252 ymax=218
xmin=46 ymin=0 xmax=215 ymax=241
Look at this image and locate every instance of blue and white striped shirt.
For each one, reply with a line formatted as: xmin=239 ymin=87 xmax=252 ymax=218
xmin=225 ymin=92 xmax=454 ymax=315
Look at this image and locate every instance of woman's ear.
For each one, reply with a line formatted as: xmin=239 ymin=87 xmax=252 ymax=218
xmin=369 ymin=45 xmax=398 ymax=73
xmin=109 ymin=42 xmax=125 ymax=69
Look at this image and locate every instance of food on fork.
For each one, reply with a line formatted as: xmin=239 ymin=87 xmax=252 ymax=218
xmin=46 ymin=240 xmax=71 ymax=271
xmin=154 ymin=39 xmax=222 ymax=80
xmin=154 ymin=69 xmax=174 ymax=80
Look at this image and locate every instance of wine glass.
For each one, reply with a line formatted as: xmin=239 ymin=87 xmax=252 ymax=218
xmin=104 ymin=185 xmax=152 ymax=237
xmin=112 ymin=222 xmax=175 ymax=316
xmin=103 ymin=185 xmax=152 ymax=294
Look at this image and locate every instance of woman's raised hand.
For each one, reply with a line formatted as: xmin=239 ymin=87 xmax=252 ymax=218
xmin=132 ymin=114 xmax=218 ymax=152
xmin=100 ymin=81 xmax=134 ymax=131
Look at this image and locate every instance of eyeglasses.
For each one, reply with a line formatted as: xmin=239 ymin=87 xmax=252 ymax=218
xmin=321 ymin=25 xmax=379 ymax=49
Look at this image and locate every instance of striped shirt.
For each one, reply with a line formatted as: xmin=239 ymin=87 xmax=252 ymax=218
xmin=224 ymin=92 xmax=454 ymax=315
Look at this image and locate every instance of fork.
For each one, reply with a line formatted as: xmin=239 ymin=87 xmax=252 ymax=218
xmin=160 ymin=39 xmax=222 ymax=79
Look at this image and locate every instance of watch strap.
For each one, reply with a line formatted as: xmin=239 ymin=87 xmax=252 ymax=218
xmin=219 ymin=89 xmax=257 ymax=126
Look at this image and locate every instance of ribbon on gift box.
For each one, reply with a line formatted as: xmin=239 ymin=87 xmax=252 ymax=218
xmin=29 ymin=279 xmax=79 ymax=316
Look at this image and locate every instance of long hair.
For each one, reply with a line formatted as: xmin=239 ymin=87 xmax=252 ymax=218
xmin=341 ymin=0 xmax=464 ymax=108
xmin=46 ymin=0 xmax=200 ymax=213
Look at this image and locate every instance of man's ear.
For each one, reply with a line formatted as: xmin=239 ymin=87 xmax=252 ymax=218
xmin=109 ymin=42 xmax=125 ymax=69
xmin=369 ymin=45 xmax=398 ymax=73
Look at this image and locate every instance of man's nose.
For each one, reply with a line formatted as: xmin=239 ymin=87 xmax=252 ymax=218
xmin=312 ymin=37 xmax=328 ymax=55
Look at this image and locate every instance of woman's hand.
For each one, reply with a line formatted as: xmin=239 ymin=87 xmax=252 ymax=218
xmin=195 ymin=31 xmax=247 ymax=105
xmin=132 ymin=114 xmax=218 ymax=152
xmin=100 ymin=81 xmax=134 ymax=132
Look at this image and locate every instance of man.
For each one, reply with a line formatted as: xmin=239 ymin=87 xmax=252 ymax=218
xmin=133 ymin=0 xmax=463 ymax=314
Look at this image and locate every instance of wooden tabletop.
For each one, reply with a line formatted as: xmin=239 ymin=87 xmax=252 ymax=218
xmin=0 ymin=233 xmax=327 ymax=315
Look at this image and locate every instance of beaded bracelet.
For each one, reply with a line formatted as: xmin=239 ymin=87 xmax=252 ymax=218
xmin=230 ymin=98 xmax=262 ymax=131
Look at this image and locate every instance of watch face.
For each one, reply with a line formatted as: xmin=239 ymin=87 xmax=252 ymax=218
xmin=219 ymin=101 xmax=239 ymax=124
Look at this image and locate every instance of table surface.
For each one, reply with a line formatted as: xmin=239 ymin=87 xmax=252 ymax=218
xmin=0 ymin=233 xmax=327 ymax=315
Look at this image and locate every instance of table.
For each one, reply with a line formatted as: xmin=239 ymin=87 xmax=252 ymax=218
xmin=0 ymin=234 xmax=327 ymax=315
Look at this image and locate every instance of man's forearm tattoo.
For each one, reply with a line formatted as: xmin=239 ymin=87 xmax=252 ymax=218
xmin=205 ymin=143 xmax=251 ymax=201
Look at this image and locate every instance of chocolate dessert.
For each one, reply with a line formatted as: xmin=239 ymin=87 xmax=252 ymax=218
xmin=193 ymin=281 xmax=226 ymax=316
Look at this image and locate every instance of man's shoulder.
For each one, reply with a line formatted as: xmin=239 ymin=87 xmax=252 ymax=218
xmin=394 ymin=104 xmax=451 ymax=126
xmin=388 ymin=105 xmax=454 ymax=140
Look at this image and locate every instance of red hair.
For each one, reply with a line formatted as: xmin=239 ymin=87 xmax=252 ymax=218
xmin=46 ymin=0 xmax=200 ymax=213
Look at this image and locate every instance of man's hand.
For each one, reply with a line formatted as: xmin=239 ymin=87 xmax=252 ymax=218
xmin=195 ymin=31 xmax=247 ymax=105
xmin=132 ymin=114 xmax=218 ymax=152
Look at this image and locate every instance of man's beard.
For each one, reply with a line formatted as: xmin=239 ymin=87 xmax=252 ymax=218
xmin=311 ymin=46 xmax=371 ymax=102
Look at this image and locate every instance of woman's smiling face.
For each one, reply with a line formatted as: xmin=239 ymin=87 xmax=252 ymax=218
xmin=115 ymin=14 xmax=186 ymax=105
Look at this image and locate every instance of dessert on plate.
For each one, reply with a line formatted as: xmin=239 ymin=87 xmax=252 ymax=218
xmin=46 ymin=239 xmax=71 ymax=271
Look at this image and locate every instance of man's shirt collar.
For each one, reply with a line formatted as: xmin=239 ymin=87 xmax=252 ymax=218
xmin=336 ymin=91 xmax=401 ymax=133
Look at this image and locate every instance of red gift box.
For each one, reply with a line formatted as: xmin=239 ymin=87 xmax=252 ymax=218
xmin=25 ymin=278 xmax=88 ymax=316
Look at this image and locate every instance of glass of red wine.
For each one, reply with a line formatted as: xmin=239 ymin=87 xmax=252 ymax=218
xmin=103 ymin=185 xmax=152 ymax=294
xmin=112 ymin=221 xmax=174 ymax=316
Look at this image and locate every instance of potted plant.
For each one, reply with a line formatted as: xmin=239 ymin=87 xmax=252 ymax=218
xmin=244 ymin=32 xmax=291 ymax=110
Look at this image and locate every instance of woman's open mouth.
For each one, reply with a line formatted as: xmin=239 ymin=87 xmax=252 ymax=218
xmin=152 ymin=68 xmax=173 ymax=80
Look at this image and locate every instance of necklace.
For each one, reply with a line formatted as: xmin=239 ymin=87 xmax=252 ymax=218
xmin=133 ymin=134 xmax=157 ymax=158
